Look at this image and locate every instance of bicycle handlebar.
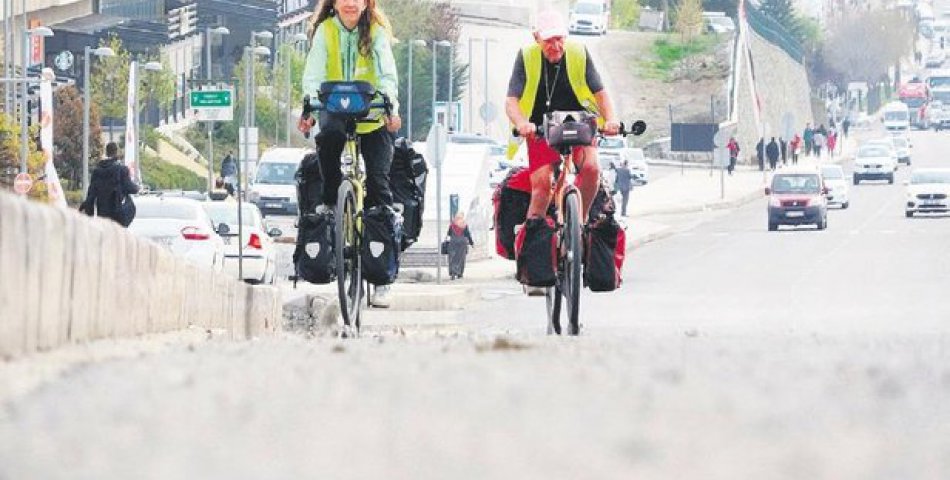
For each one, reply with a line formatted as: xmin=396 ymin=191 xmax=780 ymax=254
xmin=511 ymin=119 xmax=647 ymax=138
xmin=300 ymin=91 xmax=393 ymax=139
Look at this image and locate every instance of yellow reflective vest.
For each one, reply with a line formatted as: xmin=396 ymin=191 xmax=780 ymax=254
xmin=323 ymin=20 xmax=384 ymax=134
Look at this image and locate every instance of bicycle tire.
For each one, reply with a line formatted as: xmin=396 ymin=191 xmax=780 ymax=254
xmin=336 ymin=180 xmax=362 ymax=335
xmin=563 ymin=190 xmax=582 ymax=335
xmin=545 ymin=286 xmax=562 ymax=335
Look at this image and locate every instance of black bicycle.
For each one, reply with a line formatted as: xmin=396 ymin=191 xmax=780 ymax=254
xmin=516 ymin=112 xmax=645 ymax=335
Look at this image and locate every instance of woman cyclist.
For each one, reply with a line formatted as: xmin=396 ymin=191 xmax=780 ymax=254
xmin=298 ymin=0 xmax=401 ymax=307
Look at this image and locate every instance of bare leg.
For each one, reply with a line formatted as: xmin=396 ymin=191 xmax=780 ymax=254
xmin=575 ymin=146 xmax=601 ymax=222
xmin=527 ymin=164 xmax=554 ymax=219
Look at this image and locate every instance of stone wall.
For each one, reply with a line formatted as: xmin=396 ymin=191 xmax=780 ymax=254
xmin=734 ymin=30 xmax=815 ymax=165
xmin=0 ymin=192 xmax=281 ymax=360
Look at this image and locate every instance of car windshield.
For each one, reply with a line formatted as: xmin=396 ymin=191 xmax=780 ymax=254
xmin=203 ymin=204 xmax=261 ymax=227
xmin=598 ymin=137 xmax=624 ymax=149
xmin=884 ymin=111 xmax=908 ymax=121
xmin=859 ymin=146 xmax=890 ymax=157
xmin=254 ymin=162 xmax=296 ymax=185
xmin=902 ymin=97 xmax=926 ymax=108
xmin=929 ymin=76 xmax=950 ymax=88
xmin=136 ymin=201 xmax=199 ymax=220
xmin=934 ymin=90 xmax=950 ymax=103
xmin=771 ymin=174 xmax=821 ymax=194
xmin=911 ymin=170 xmax=950 ymax=184
xmin=821 ymin=167 xmax=844 ymax=180
xmin=574 ymin=2 xmax=601 ymax=14
xmin=892 ymin=138 xmax=908 ymax=148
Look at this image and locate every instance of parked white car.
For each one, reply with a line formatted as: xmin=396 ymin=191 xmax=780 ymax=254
xmin=203 ymin=202 xmax=281 ymax=284
xmin=129 ymin=196 xmax=224 ymax=272
xmin=597 ymin=137 xmax=650 ymax=186
xmin=569 ymin=0 xmax=608 ymax=35
xmin=821 ymin=164 xmax=850 ymax=208
xmin=905 ymin=168 xmax=950 ymax=217
xmin=853 ymin=143 xmax=897 ymax=185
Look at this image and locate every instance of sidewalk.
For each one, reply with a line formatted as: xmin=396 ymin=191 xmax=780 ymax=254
xmin=285 ymin=135 xmax=862 ymax=318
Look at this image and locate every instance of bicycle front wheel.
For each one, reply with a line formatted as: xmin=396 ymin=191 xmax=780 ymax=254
xmin=336 ymin=180 xmax=362 ymax=335
xmin=562 ymin=190 xmax=583 ymax=335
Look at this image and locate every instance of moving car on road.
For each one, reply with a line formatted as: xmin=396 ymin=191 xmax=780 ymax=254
xmin=247 ymin=147 xmax=310 ymax=216
xmin=821 ymin=164 xmax=850 ymax=209
xmin=129 ymin=196 xmax=224 ymax=271
xmin=905 ymin=168 xmax=950 ymax=217
xmin=569 ymin=0 xmax=608 ymax=35
xmin=853 ymin=143 xmax=897 ymax=185
xmin=888 ymin=135 xmax=912 ymax=165
xmin=202 ymin=202 xmax=282 ymax=284
xmin=766 ymin=168 xmax=829 ymax=231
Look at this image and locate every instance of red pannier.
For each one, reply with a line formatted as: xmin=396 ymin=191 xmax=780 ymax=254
xmin=514 ymin=216 xmax=558 ymax=287
xmin=584 ymin=215 xmax=625 ymax=292
xmin=492 ymin=167 xmax=532 ymax=259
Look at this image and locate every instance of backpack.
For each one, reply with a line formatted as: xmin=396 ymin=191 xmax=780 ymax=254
xmin=390 ymin=137 xmax=428 ymax=251
xmin=294 ymin=212 xmax=336 ymax=284
xmin=492 ymin=167 xmax=532 ymax=259
xmin=295 ymin=151 xmax=324 ymax=216
xmin=514 ymin=216 xmax=558 ymax=287
xmin=585 ymin=215 xmax=626 ymax=292
xmin=361 ymin=205 xmax=402 ymax=285
xmin=112 ymin=166 xmax=136 ymax=227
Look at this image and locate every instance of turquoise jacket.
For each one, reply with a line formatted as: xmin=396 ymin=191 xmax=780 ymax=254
xmin=302 ymin=16 xmax=400 ymax=114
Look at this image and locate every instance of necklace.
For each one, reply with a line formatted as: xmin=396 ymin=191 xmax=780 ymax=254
xmin=543 ymin=59 xmax=562 ymax=109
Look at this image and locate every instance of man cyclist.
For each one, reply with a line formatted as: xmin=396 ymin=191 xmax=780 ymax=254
xmin=505 ymin=9 xmax=621 ymax=224
xmin=298 ymin=0 xmax=401 ymax=307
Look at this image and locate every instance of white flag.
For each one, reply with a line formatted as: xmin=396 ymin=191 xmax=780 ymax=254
xmin=40 ymin=68 xmax=67 ymax=208
xmin=124 ymin=61 xmax=139 ymax=183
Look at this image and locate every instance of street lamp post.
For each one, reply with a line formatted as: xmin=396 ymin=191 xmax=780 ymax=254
xmin=82 ymin=46 xmax=116 ymax=194
xmin=19 ymin=26 xmax=53 ymax=174
xmin=204 ymin=26 xmax=230 ymax=191
xmin=283 ymin=32 xmax=308 ymax=146
xmin=407 ymin=39 xmax=426 ymax=141
xmin=248 ymin=30 xmax=273 ymax=154
xmin=134 ymin=60 xmax=162 ymax=183
xmin=238 ymin=44 xmax=271 ymax=282
xmin=431 ymin=39 xmax=451 ymax=284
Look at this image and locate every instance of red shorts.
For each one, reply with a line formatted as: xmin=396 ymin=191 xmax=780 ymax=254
xmin=526 ymin=137 xmax=586 ymax=173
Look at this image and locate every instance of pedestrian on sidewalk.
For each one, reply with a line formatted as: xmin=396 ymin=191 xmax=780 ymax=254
xmin=756 ymin=137 xmax=765 ymax=171
xmin=727 ymin=136 xmax=740 ymax=175
xmin=803 ymin=123 xmax=814 ymax=157
xmin=766 ymin=137 xmax=780 ymax=170
xmin=79 ymin=142 xmax=140 ymax=226
xmin=445 ymin=212 xmax=474 ymax=280
xmin=220 ymin=150 xmax=237 ymax=197
xmin=779 ymin=137 xmax=788 ymax=166
xmin=842 ymin=117 xmax=851 ymax=138
xmin=614 ymin=160 xmax=633 ymax=215
xmin=827 ymin=128 xmax=837 ymax=158
xmin=789 ymin=133 xmax=802 ymax=165
xmin=813 ymin=129 xmax=826 ymax=158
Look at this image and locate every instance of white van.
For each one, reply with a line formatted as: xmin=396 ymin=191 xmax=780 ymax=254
xmin=247 ymin=147 xmax=311 ymax=216
xmin=882 ymin=101 xmax=910 ymax=132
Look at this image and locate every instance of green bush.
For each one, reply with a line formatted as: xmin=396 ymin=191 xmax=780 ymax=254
xmin=611 ymin=0 xmax=641 ymax=30
xmin=140 ymin=152 xmax=207 ymax=192
xmin=640 ymin=35 xmax=716 ymax=80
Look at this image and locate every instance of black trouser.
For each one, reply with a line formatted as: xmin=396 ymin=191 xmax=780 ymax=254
xmin=619 ymin=189 xmax=631 ymax=216
xmin=317 ymin=123 xmax=394 ymax=209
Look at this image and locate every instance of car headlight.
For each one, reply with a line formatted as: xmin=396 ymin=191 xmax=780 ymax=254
xmin=768 ymin=196 xmax=782 ymax=207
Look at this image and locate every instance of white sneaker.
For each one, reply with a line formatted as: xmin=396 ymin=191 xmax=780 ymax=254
xmin=370 ymin=285 xmax=392 ymax=308
xmin=314 ymin=204 xmax=333 ymax=215
xmin=524 ymin=286 xmax=546 ymax=297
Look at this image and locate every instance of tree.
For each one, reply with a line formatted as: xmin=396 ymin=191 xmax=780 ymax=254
xmin=141 ymin=53 xmax=177 ymax=113
xmin=823 ymin=10 xmax=915 ymax=88
xmin=53 ymin=85 xmax=103 ymax=190
xmin=759 ymin=0 xmax=800 ymax=36
xmin=89 ymin=34 xmax=132 ymax=141
xmin=0 ymin=113 xmax=48 ymax=201
xmin=674 ymin=0 xmax=704 ymax=40
xmin=612 ymin=1 xmax=642 ymax=30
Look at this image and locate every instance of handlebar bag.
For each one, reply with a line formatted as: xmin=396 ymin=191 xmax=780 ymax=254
xmin=546 ymin=111 xmax=597 ymax=149
xmin=318 ymin=81 xmax=375 ymax=117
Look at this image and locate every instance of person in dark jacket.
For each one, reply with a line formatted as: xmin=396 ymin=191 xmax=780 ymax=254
xmin=766 ymin=137 xmax=780 ymax=170
xmin=445 ymin=212 xmax=474 ymax=280
xmin=79 ymin=142 xmax=139 ymax=225
xmin=756 ymin=138 xmax=765 ymax=171
xmin=779 ymin=137 xmax=788 ymax=166
xmin=220 ymin=151 xmax=237 ymax=196
xmin=614 ymin=160 xmax=633 ymax=216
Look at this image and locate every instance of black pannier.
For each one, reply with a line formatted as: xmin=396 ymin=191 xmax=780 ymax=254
xmin=294 ymin=211 xmax=336 ymax=284
xmin=390 ymin=137 xmax=428 ymax=251
xmin=361 ymin=205 xmax=402 ymax=285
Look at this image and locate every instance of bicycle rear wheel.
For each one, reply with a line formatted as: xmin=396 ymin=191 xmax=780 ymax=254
xmin=336 ymin=180 xmax=362 ymax=336
xmin=562 ymin=190 xmax=583 ymax=335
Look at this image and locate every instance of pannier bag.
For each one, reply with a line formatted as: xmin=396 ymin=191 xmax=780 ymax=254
xmin=492 ymin=167 xmax=532 ymax=259
xmin=295 ymin=151 xmax=324 ymax=216
xmin=390 ymin=137 xmax=429 ymax=251
xmin=515 ymin=216 xmax=558 ymax=287
xmin=587 ymin=178 xmax=617 ymax=223
xmin=361 ymin=205 xmax=402 ymax=285
xmin=585 ymin=215 xmax=626 ymax=292
xmin=294 ymin=212 xmax=336 ymax=284
xmin=545 ymin=111 xmax=598 ymax=149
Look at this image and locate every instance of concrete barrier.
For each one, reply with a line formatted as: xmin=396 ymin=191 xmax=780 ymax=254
xmin=0 ymin=192 xmax=281 ymax=360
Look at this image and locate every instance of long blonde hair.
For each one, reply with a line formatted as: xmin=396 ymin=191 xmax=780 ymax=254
xmin=306 ymin=0 xmax=392 ymax=58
